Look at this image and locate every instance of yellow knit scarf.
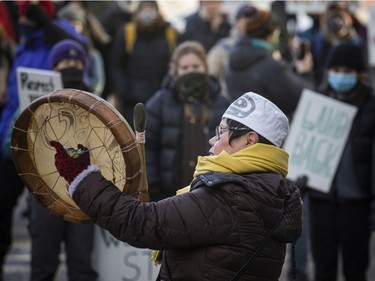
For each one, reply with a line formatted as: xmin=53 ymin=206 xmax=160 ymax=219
xmin=151 ymin=143 xmax=289 ymax=264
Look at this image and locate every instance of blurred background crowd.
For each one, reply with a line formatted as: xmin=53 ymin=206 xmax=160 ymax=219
xmin=0 ymin=1 xmax=374 ymax=281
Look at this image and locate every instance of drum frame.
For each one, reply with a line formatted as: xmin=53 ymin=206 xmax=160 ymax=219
xmin=12 ymin=89 xmax=142 ymax=223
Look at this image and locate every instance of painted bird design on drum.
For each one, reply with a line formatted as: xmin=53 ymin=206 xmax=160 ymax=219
xmin=50 ymin=141 xmax=91 ymax=184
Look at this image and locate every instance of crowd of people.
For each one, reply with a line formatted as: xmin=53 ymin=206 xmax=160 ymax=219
xmin=0 ymin=1 xmax=374 ymax=281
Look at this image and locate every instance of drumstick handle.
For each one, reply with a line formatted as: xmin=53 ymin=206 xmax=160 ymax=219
xmin=134 ymin=103 xmax=149 ymax=202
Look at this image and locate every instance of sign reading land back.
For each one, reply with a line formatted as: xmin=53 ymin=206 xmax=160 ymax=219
xmin=283 ymin=89 xmax=358 ymax=193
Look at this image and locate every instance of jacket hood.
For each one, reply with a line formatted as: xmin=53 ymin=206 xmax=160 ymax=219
xmin=228 ymin=36 xmax=271 ymax=71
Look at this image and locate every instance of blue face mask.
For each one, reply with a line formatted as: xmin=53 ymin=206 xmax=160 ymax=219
xmin=328 ymin=72 xmax=357 ymax=93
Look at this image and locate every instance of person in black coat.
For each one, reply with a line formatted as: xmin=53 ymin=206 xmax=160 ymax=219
xmin=179 ymin=0 xmax=231 ymax=52
xmin=145 ymin=41 xmax=230 ymax=201
xmin=225 ymin=5 xmax=314 ymax=118
xmin=28 ymin=39 xmax=98 ymax=281
xmin=308 ymin=43 xmax=375 ymax=281
xmin=110 ymin=1 xmax=178 ymax=127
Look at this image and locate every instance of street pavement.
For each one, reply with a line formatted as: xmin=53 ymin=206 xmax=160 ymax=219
xmin=3 ymin=190 xmax=375 ymax=281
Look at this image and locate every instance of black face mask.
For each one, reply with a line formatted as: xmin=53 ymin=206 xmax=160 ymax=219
xmin=59 ymin=67 xmax=84 ymax=89
xmin=175 ymin=72 xmax=210 ymax=102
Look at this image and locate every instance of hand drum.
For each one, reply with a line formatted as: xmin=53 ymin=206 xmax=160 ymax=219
xmin=12 ymin=89 xmax=142 ymax=223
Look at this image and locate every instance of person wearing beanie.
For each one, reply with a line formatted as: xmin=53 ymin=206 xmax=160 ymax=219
xmin=307 ymin=43 xmax=375 ymax=281
xmin=56 ymin=1 xmax=108 ymax=96
xmin=49 ymin=39 xmax=91 ymax=90
xmin=49 ymin=91 xmax=303 ymax=280
xmin=26 ymin=38 xmax=98 ymax=281
xmin=0 ymin=2 xmax=90 ymax=280
xmin=225 ymin=5 xmax=314 ymax=118
xmin=49 ymin=39 xmax=86 ymax=68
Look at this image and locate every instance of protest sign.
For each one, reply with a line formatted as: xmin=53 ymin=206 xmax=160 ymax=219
xmin=94 ymin=227 xmax=160 ymax=281
xmin=285 ymin=0 xmax=329 ymax=14
xmin=368 ymin=5 xmax=375 ymax=66
xmin=17 ymin=67 xmax=62 ymax=111
xmin=283 ymin=89 xmax=357 ymax=193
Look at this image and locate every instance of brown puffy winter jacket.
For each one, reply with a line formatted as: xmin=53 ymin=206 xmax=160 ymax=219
xmin=72 ymin=170 xmax=302 ymax=281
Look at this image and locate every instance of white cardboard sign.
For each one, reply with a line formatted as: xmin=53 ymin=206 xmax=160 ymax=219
xmin=285 ymin=0 xmax=330 ymax=14
xmin=368 ymin=6 xmax=375 ymax=66
xmin=94 ymin=227 xmax=160 ymax=281
xmin=17 ymin=67 xmax=62 ymax=111
xmin=283 ymin=89 xmax=357 ymax=193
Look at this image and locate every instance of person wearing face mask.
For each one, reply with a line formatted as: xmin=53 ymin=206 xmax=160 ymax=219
xmin=225 ymin=5 xmax=314 ymax=118
xmin=0 ymin=2 xmax=89 ymax=279
xmin=306 ymin=43 xmax=375 ymax=281
xmin=110 ymin=0 xmax=178 ymax=128
xmin=26 ymin=39 xmax=98 ymax=281
xmin=308 ymin=4 xmax=365 ymax=89
xmin=144 ymin=41 xmax=230 ymax=201
xmin=97 ymin=0 xmax=135 ymax=100
xmin=49 ymin=39 xmax=91 ymax=91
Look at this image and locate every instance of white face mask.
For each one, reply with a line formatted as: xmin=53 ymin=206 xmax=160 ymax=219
xmin=137 ymin=9 xmax=158 ymax=26
xmin=117 ymin=1 xmax=137 ymax=13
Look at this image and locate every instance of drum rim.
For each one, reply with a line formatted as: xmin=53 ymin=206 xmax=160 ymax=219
xmin=11 ymin=88 xmax=142 ymax=223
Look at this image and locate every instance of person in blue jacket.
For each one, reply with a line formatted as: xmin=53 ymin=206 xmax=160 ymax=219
xmin=0 ymin=2 xmax=88 ymax=279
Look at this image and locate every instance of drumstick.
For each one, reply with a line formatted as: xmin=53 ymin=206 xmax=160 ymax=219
xmin=133 ymin=103 xmax=149 ymax=202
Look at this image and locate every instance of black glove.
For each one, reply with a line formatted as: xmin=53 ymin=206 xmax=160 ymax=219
xmin=294 ymin=175 xmax=309 ymax=193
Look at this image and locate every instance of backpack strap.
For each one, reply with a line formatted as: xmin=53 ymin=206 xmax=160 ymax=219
xmin=124 ymin=22 xmax=137 ymax=54
xmin=165 ymin=25 xmax=177 ymax=51
xmin=124 ymin=23 xmax=177 ymax=55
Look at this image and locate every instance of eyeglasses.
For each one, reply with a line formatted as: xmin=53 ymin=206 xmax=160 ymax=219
xmin=215 ymin=125 xmax=251 ymax=141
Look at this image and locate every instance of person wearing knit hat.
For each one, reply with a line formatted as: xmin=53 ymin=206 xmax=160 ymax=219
xmin=56 ymin=1 xmax=108 ymax=95
xmin=325 ymin=43 xmax=365 ymax=94
xmin=0 ymin=0 xmax=92 ymax=279
xmin=242 ymin=5 xmax=278 ymax=39
xmin=326 ymin=43 xmax=365 ymax=73
xmin=49 ymin=39 xmax=87 ymax=68
xmin=308 ymin=42 xmax=375 ymax=281
xmin=225 ymin=6 xmax=314 ymax=118
xmin=49 ymin=39 xmax=91 ymax=90
xmin=25 ymin=39 xmax=97 ymax=281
